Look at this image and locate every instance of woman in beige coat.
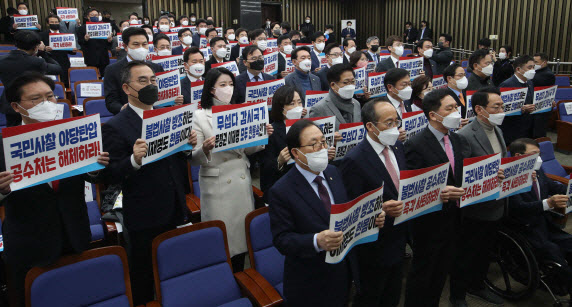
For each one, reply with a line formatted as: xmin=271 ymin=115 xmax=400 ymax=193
xmin=192 ymin=67 xmax=273 ymax=271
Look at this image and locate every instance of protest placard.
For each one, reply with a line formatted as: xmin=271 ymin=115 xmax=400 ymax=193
xmin=165 ymin=32 xmax=181 ymax=48
xmin=326 ymin=185 xmax=384 ymax=264
xmin=500 ymin=87 xmax=528 ymax=116
xmin=368 ymin=71 xmax=386 ymax=98
xmin=531 ymin=85 xmax=558 ymax=114
xmin=394 ymin=162 xmax=450 ymax=225
xmin=460 ymin=153 xmax=502 ymax=207
xmin=354 ymin=66 xmax=366 ymax=94
xmin=86 ymin=22 xmax=111 ymax=39
xmin=266 ymin=38 xmax=279 ymax=53
xmin=498 ymin=153 xmax=537 ymax=199
xmin=565 ymin=102 xmax=572 ymax=115
xmin=366 ymin=61 xmax=376 ymax=74
xmin=432 ymin=75 xmax=447 ymax=89
xmin=402 ymin=110 xmax=428 ymax=140
xmin=200 ymin=48 xmax=212 ymax=61
xmin=212 ymin=101 xmax=269 ymax=152
xmin=190 ymin=81 xmax=204 ymax=108
xmin=200 ymin=35 xmax=207 ymax=48
xmin=48 ymin=33 xmax=75 ymax=51
xmin=151 ymin=54 xmax=185 ymax=79
xmin=285 ymin=54 xmax=295 ymax=73
xmin=305 ymin=91 xmax=329 ymax=109
xmin=69 ymin=57 xmax=86 ymax=67
xmin=155 ymin=70 xmax=181 ymax=107
xmin=465 ymin=90 xmax=476 ymax=121
xmin=319 ymin=53 xmax=328 ymax=69
xmin=334 ymin=122 xmax=365 ymax=161
xmin=264 ymin=50 xmax=279 ymax=76
xmin=141 ymin=104 xmax=196 ymax=165
xmin=225 ymin=41 xmax=238 ymax=60
xmin=13 ymin=15 xmax=38 ymax=30
xmin=2 ymin=115 xmax=104 ymax=191
xmin=80 ymin=83 xmax=103 ymax=97
xmin=565 ymin=179 xmax=572 ymax=214
xmin=216 ymin=27 xmax=223 ymax=37
xmin=56 ymin=7 xmax=78 ymax=22
xmin=212 ymin=61 xmax=239 ymax=76
xmin=286 ymin=116 xmax=336 ymax=146
xmin=398 ymin=56 xmax=423 ymax=80
xmin=245 ymin=78 xmax=285 ymax=109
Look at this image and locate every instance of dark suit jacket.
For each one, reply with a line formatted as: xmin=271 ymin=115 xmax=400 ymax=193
xmin=499 ymin=75 xmax=534 ymax=144
xmin=191 ymin=33 xmax=201 ymax=47
xmin=325 ymin=33 xmax=336 ymax=46
xmin=339 ymin=139 xmax=407 ymax=266
xmin=341 ymin=28 xmax=356 ymax=39
xmin=232 ymin=71 xmax=275 ymax=104
xmin=204 ymin=56 xmax=228 ymax=75
xmin=310 ymin=50 xmax=320 ymax=72
xmin=424 ymin=58 xmax=438 ymax=79
xmin=466 ymin=72 xmax=494 ymax=91
xmin=0 ymin=136 xmax=91 ymax=269
xmin=180 ymin=75 xmax=203 ymax=105
xmin=261 ymin=121 xmax=293 ymax=198
xmin=101 ymin=106 xmax=188 ymax=231
xmin=268 ymin=164 xmax=353 ymax=306
xmin=77 ymin=24 xmax=111 ymax=67
xmin=445 ymin=87 xmax=467 ymax=117
xmin=533 ymin=66 xmax=556 ymax=87
xmin=315 ymin=65 xmax=330 ymax=91
xmin=277 ymin=53 xmax=286 ymax=78
xmin=230 ymin=44 xmax=241 ymax=61
xmin=375 ymin=56 xmax=396 ymax=73
xmin=416 ymin=27 xmax=433 ymax=40
xmin=403 ymin=28 xmax=418 ymax=44
xmin=492 ymin=59 xmax=514 ymax=86
xmin=284 ymin=70 xmax=322 ymax=103
xmin=103 ymin=58 xmax=164 ymax=114
xmin=172 ymin=45 xmax=184 ymax=55
xmin=433 ymin=47 xmax=453 ymax=74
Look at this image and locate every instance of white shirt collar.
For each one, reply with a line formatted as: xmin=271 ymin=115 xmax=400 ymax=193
xmin=515 ymin=74 xmax=526 ymax=84
xmin=247 ymin=69 xmax=262 ymax=82
xmin=366 ymin=134 xmax=386 ymax=155
xmin=387 ymin=93 xmax=402 ymax=108
xmin=313 ymin=49 xmax=321 ymax=57
xmin=189 ymin=75 xmax=201 ymax=82
xmin=280 ymin=52 xmax=287 ymax=59
xmin=295 ymin=163 xmax=325 ymax=185
xmin=129 ymin=103 xmax=146 ymax=118
xmin=391 ymin=55 xmax=399 ymax=65
xmin=50 ymin=30 xmax=59 ymax=33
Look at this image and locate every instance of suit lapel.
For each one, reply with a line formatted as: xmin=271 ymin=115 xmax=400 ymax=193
xmin=472 ymin=121 xmax=494 ymax=154
xmin=360 ymin=139 xmax=398 ymax=195
xmin=124 ymin=107 xmax=143 ymax=144
xmin=292 ymin=167 xmax=330 ymax=224
xmin=422 ymin=127 xmax=449 ymax=164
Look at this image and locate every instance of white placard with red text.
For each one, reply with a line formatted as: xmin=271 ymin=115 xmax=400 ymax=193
xmin=151 ymin=54 xmax=186 ymax=79
xmin=532 ymin=85 xmax=557 ymax=114
xmin=49 ymin=33 xmax=75 ymax=51
xmin=402 ymin=111 xmax=428 ymax=140
xmin=334 ymin=122 xmax=365 ymax=161
xmin=498 ymin=153 xmax=538 ymax=199
xmin=14 ymin=15 xmax=38 ymax=30
xmin=432 ymin=75 xmax=447 ymax=89
xmin=86 ymin=22 xmax=111 ymax=39
xmin=353 ymin=66 xmax=366 ymax=94
xmin=155 ymin=70 xmax=181 ymax=107
xmin=245 ymin=78 xmax=285 ymax=109
xmin=398 ymin=56 xmax=423 ymax=80
xmin=190 ymin=81 xmax=204 ymax=108
xmin=56 ymin=7 xmax=78 ymax=22
xmin=212 ymin=102 xmax=269 ymax=152
xmin=212 ymin=61 xmax=239 ymax=76
xmin=264 ymin=50 xmax=279 ymax=76
xmin=368 ymin=71 xmax=386 ymax=98
xmin=460 ymin=153 xmax=502 ymax=207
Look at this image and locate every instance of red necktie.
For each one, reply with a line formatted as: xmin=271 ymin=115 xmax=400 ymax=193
xmin=313 ymin=176 xmax=331 ymax=213
xmin=51 ymin=180 xmax=59 ymax=192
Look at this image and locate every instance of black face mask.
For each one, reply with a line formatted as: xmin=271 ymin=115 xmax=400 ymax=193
xmin=370 ymin=45 xmax=379 ymax=52
xmin=130 ymin=84 xmax=158 ymax=105
xmin=49 ymin=24 xmax=60 ymax=31
xmin=250 ymin=59 xmax=265 ymax=71
xmin=438 ymin=42 xmax=444 ymax=48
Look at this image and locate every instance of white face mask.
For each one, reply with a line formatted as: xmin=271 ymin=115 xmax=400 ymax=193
xmin=18 ymin=101 xmax=60 ymax=122
xmin=144 ymin=20 xmax=150 ymax=25
xmin=455 ymin=76 xmax=468 ymax=90
xmin=393 ymin=45 xmax=404 ymax=57
xmin=534 ymin=156 xmax=543 ymax=170
xmin=373 ymin=126 xmax=399 ymax=146
xmin=157 ymin=49 xmax=171 ymax=56
xmin=188 ymin=63 xmax=205 ymax=77
xmin=266 ymin=21 xmax=271 ymax=25
xmin=283 ymin=44 xmax=293 ymax=54
xmin=331 ymin=56 xmax=343 ymax=65
xmin=305 ymin=19 xmax=311 ymax=24
xmin=435 ymin=111 xmax=462 ymax=129
xmin=18 ymin=9 xmax=28 ymax=15
xmin=347 ymin=46 xmax=356 ymax=54
xmin=215 ymin=47 xmax=227 ymax=59
xmin=159 ymin=24 xmax=170 ymax=32
xmin=257 ymin=40 xmax=267 ymax=51
xmin=130 ymin=19 xmax=139 ymax=25
xmin=128 ymin=47 xmax=149 ymax=61
xmin=524 ymin=69 xmax=536 ymax=80
xmin=315 ymin=42 xmax=325 ymax=52
xmin=182 ymin=36 xmax=193 ymax=45
xmin=480 ymin=64 xmax=494 ymax=76
xmin=299 ymin=59 xmax=312 ymax=72
xmin=423 ymin=49 xmax=433 ymax=58
xmin=228 ymin=34 xmax=235 ymax=41
xmin=214 ymin=86 xmax=234 ymax=104
xmin=297 ymin=148 xmax=328 ymax=173
xmin=285 ymin=106 xmax=303 ymax=119
xmin=181 ymin=20 xmax=189 ymax=26
xmin=534 ymin=64 xmax=541 ymax=71
xmin=239 ymin=36 xmax=249 ymax=44
xmin=395 ymin=86 xmax=412 ymax=100
xmin=98 ymin=16 xmax=102 ymax=21
xmin=170 ymin=22 xmax=175 ymax=27
xmin=483 ymin=109 xmax=505 ymax=126
xmin=336 ymin=84 xmax=355 ymax=100
xmin=191 ymin=17 xmax=196 ymax=22
xmin=122 ymin=27 xmax=129 ymax=32
xmin=498 ymin=52 xmax=507 ymax=60
xmin=199 ymin=27 xmax=207 ymax=35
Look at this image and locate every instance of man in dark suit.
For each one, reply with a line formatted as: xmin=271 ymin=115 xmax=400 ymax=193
xmin=39 ymin=14 xmax=77 ymax=86
xmin=340 ymin=99 xmax=407 ymax=307
xmin=230 ymin=28 xmax=248 ymax=62
xmin=310 ymin=31 xmax=326 ymax=72
xmin=181 ymin=47 xmax=205 ymax=105
xmin=416 ymin=20 xmax=433 ymax=42
xmin=342 ymin=38 xmax=356 ymax=65
xmin=191 ymin=19 xmax=207 ymax=48
xmin=0 ymin=72 xmax=109 ymax=306
xmin=376 ymin=36 xmax=403 ymax=73
xmin=452 ymin=87 xmax=507 ymax=306
xmin=277 ymin=34 xmax=293 ymax=79
xmin=404 ymin=89 xmax=471 ymax=307
xmin=101 ymin=61 xmax=196 ymax=305
xmin=262 ymin=18 xmax=272 ymax=37
xmin=434 ymin=33 xmax=453 ymax=74
xmin=466 ymin=49 xmax=495 ymax=91
xmin=499 ymin=55 xmax=536 ymax=146
xmin=364 ymin=36 xmax=381 ymax=67
xmin=532 ymin=52 xmax=556 ymax=138
xmin=269 ymin=119 xmax=385 ymax=307
xmin=315 ymin=43 xmax=343 ymax=90
xmin=443 ymin=64 xmax=470 ymax=126
xmin=403 ymin=22 xmax=418 ymax=44
xmin=383 ymin=68 xmax=416 ymax=144
xmin=416 ymin=39 xmax=438 ymax=79
xmin=232 ymin=45 xmax=274 ymax=104
xmin=172 ymin=28 xmax=193 ymax=55
xmin=104 ymin=27 xmax=164 ymax=114
xmin=508 ymin=138 xmax=572 ymax=293
xmin=77 ymin=8 xmax=112 ymax=76
xmin=299 ymin=16 xmax=316 ymax=38
xmin=284 ymin=46 xmax=322 ymax=103
xmin=204 ymin=37 xmax=229 ymax=74
xmin=341 ymin=21 xmax=356 ymax=40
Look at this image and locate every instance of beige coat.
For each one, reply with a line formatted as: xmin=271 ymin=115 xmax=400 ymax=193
xmin=192 ymin=105 xmax=264 ymax=257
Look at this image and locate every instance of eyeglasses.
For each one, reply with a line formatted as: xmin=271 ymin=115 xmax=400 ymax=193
xmin=248 ymin=56 xmax=264 ymax=61
xmin=339 ymin=80 xmax=356 ymax=86
xmin=130 ymin=77 xmax=157 ymax=86
xmin=328 ymin=52 xmax=342 ymax=57
xmin=488 ymin=105 xmax=505 ymax=111
xmin=299 ymin=140 xmax=328 ymax=151
xmin=20 ymin=93 xmax=57 ymax=105
xmin=374 ymin=120 xmax=402 ymax=128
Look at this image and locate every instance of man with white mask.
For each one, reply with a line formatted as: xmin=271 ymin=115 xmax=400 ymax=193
xmin=173 ymin=28 xmax=193 ymax=55
xmin=157 ymin=15 xmax=170 ymax=33
xmin=376 ymin=35 xmax=404 ymax=73
xmin=204 ymin=37 xmax=228 ymax=74
xmin=277 ymin=34 xmax=293 ymax=78
xmin=191 ymin=19 xmax=208 ymax=47
xmin=315 ymin=43 xmax=343 ymax=90
xmin=383 ymin=68 xmax=420 ymax=142
xmin=285 ymin=46 xmax=322 ymax=104
xmin=444 ymin=64 xmax=470 ymax=128
xmin=181 ymin=47 xmax=206 ymax=104
xmin=104 ymin=27 xmax=164 ymax=114
xmin=452 ymin=86 xmax=507 ymax=307
xmin=467 ymin=49 xmax=495 ymax=91
xmin=416 ymin=39 xmax=438 ymax=79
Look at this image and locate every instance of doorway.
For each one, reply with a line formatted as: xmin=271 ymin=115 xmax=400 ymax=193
xmin=261 ymin=2 xmax=281 ymax=24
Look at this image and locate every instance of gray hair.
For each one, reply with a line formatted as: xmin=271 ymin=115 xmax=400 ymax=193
xmin=366 ymin=36 xmax=380 ymax=44
xmin=120 ymin=60 xmax=153 ymax=87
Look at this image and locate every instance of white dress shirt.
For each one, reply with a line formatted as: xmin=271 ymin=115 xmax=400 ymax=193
xmin=247 ymin=69 xmax=264 ymax=82
xmin=391 ymin=55 xmax=399 ymax=68
xmin=366 ymin=134 xmax=400 ymax=178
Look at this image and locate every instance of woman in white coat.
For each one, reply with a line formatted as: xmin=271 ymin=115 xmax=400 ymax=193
xmin=192 ymin=67 xmax=273 ymax=271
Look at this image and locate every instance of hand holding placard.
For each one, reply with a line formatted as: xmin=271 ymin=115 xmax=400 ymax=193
xmin=383 ymin=200 xmax=404 ymax=217
xmin=317 ymin=230 xmax=343 ymax=251
xmin=0 ymin=171 xmax=13 ymax=195
xmin=202 ymin=136 xmax=216 ymax=155
xmin=133 ymin=139 xmax=148 ymax=166
xmin=440 ymin=186 xmax=465 ymax=203
xmin=375 ymin=210 xmax=386 ymax=228
xmin=548 ymin=195 xmax=570 ymax=209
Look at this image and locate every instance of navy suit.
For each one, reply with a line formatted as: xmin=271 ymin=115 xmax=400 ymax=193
xmin=180 ymin=76 xmax=203 ymax=105
xmin=375 ymin=56 xmax=396 ymax=73
xmin=315 ymin=65 xmax=330 ymax=91
xmin=191 ymin=33 xmax=201 ymax=47
xmin=268 ymin=165 xmax=355 ymax=307
xmin=340 ymin=138 xmax=407 ymax=307
xmin=277 ymin=53 xmax=287 ymax=78
xmin=499 ymin=75 xmax=534 ymax=145
xmin=172 ymin=45 xmax=184 ymax=55
xmin=310 ymin=50 xmax=321 ymax=72
xmin=232 ymin=71 xmax=275 ymax=104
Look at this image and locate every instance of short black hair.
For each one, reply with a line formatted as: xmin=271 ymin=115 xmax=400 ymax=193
xmin=14 ymin=30 xmax=40 ymax=51
xmin=383 ymin=68 xmax=410 ymax=91
xmin=128 ymin=12 xmax=138 ymax=19
xmin=248 ymin=29 xmax=265 ymax=41
xmin=6 ymin=72 xmax=54 ymax=103
xmin=120 ymin=60 xmax=153 ymax=86
xmin=205 ymin=28 xmax=217 ymax=38
xmin=411 ymin=75 xmax=432 ymax=100
xmin=190 ymin=13 xmax=196 ymax=17
xmin=385 ymin=35 xmax=402 ymax=49
xmin=123 ymin=27 xmax=148 ymax=45
xmin=342 ymin=38 xmax=355 ymax=47
xmin=439 ymin=33 xmax=452 ymax=43
xmin=288 ymin=30 xmax=301 ymax=39
xmin=196 ymin=18 xmax=207 ymax=26
xmin=509 ymin=138 xmax=539 ymax=155
xmin=443 ymin=63 xmax=462 ymax=83
xmin=85 ymin=7 xmax=99 ymax=16
xmin=469 ymin=48 xmax=489 ymax=70
xmin=471 ymin=86 xmax=501 ymax=109
xmin=514 ymin=55 xmax=534 ymax=69
xmin=500 ymin=45 xmax=513 ymax=56
xmin=281 ymin=21 xmax=291 ymax=33
xmin=153 ymin=33 xmax=170 ymax=47
xmin=7 ymin=7 xmax=17 ymax=15
xmin=421 ymin=88 xmax=451 ymax=118
xmin=292 ymin=46 xmax=311 ymax=60
xmin=361 ymin=98 xmax=388 ymax=128
xmin=327 ymin=63 xmax=354 ymax=84
xmin=45 ymin=14 xmax=60 ymax=24
xmin=206 ymin=20 xmax=214 ymax=26
xmin=242 ymin=44 xmax=262 ymax=60
xmin=347 ymin=21 xmax=352 ymax=25
xmin=157 ymin=15 xmax=170 ymax=23
xmin=277 ymin=34 xmax=290 ymax=45
xmin=311 ymin=31 xmax=325 ymax=42
xmin=324 ymin=43 xmax=340 ymax=55
xmin=270 ymin=85 xmax=302 ymax=122
xmin=224 ymin=28 xmax=233 ymax=36
xmin=416 ymin=39 xmax=432 ymax=53
xmin=421 ymin=20 xmax=429 ymax=26
xmin=177 ymin=27 xmax=192 ymax=38
xmin=178 ymin=15 xmax=188 ymax=22
xmin=183 ymin=46 xmax=204 ymax=62
xmin=201 ymin=68 xmax=236 ymax=109
xmin=534 ymin=52 xmax=549 ymax=62
xmin=325 ymin=24 xmax=334 ymax=30
xmin=210 ymin=36 xmax=225 ymax=48
xmin=141 ymin=24 xmax=153 ymax=33
xmin=405 ymin=21 xmax=412 ymax=26
xmin=17 ymin=2 xmax=28 ymax=9
xmin=286 ymin=119 xmax=321 ymax=155
xmin=478 ymin=37 xmax=491 ymax=48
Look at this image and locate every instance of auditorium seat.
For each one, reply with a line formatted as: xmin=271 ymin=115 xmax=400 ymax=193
xmin=57 ymin=99 xmax=72 ymax=118
xmin=555 ymin=75 xmax=571 ymax=87
xmin=186 ymin=162 xmax=201 ymax=221
xmin=556 ymin=100 xmax=572 ymax=152
xmin=74 ymin=80 xmax=105 ymax=106
xmin=87 ymin=200 xmax=106 ymax=242
xmin=538 ymin=140 xmax=571 ymax=184
xmin=83 ymin=97 xmax=114 ymax=123
xmin=68 ymin=67 xmax=100 ymax=89
xmin=555 ymin=86 xmax=572 ymax=103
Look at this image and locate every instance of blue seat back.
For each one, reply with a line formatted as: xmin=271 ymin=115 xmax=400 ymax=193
xmin=0 ymin=85 xmax=4 ymax=97
xmin=85 ymin=98 xmax=113 ymax=122
xmin=191 ymin=165 xmax=200 ymax=197
xmin=461 ymin=60 xmax=469 ymax=68
xmin=556 ymin=75 xmax=570 ymax=87
xmin=54 ymin=84 xmax=65 ymax=100
xmin=156 ymin=225 xmax=242 ymax=306
xmin=555 ymin=87 xmax=572 ymax=102
xmin=30 ymin=253 xmax=130 ymax=307
xmin=402 ymin=49 xmax=412 ymax=56
xmin=249 ymin=212 xmax=284 ymax=288
xmin=0 ymin=45 xmax=16 ymax=51
xmin=539 ymin=141 xmax=569 ymax=178
xmin=70 ymin=69 xmax=98 ymax=89
xmin=86 ymin=200 xmax=105 ymax=241
xmin=58 ymin=102 xmax=71 ymax=119
xmin=558 ymin=102 xmax=572 ymax=123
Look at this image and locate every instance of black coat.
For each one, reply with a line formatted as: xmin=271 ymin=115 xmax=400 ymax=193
xmin=261 ymin=121 xmax=292 ymax=197
xmin=232 ymin=71 xmax=275 ymax=104
xmin=532 ymin=66 xmax=556 ymax=87
xmin=492 ymin=59 xmax=514 ymax=87
xmin=204 ymin=56 xmax=228 ymax=75
xmin=180 ymin=75 xmax=203 ymax=105
xmin=433 ymin=47 xmax=453 ymax=74
xmin=375 ymin=56 xmax=396 ymax=73
xmin=499 ymin=75 xmax=534 ymax=144
xmin=315 ymin=65 xmax=330 ymax=91
xmin=77 ymin=24 xmax=111 ymax=67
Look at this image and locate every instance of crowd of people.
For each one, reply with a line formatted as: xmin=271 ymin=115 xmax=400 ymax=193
xmin=0 ymin=3 xmax=570 ymax=307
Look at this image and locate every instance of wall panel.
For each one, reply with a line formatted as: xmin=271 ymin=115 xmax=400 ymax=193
xmin=146 ymin=0 xmax=231 ymax=28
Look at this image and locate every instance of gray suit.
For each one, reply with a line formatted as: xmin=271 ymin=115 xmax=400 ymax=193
xmin=457 ymin=119 xmax=507 ymax=221
xmin=309 ymin=91 xmax=361 ymax=130
xmin=284 ymin=70 xmax=322 ymax=103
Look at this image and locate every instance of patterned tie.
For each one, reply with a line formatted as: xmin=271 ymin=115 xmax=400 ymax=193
xmin=313 ymin=176 xmax=331 ymax=213
xmin=253 ymin=75 xmax=260 ymax=82
xmin=443 ymin=135 xmax=455 ymax=175
xmin=382 ymin=147 xmax=400 ymax=190
xmin=459 ymin=93 xmax=466 ymax=106
xmin=533 ymin=181 xmax=540 ymax=200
